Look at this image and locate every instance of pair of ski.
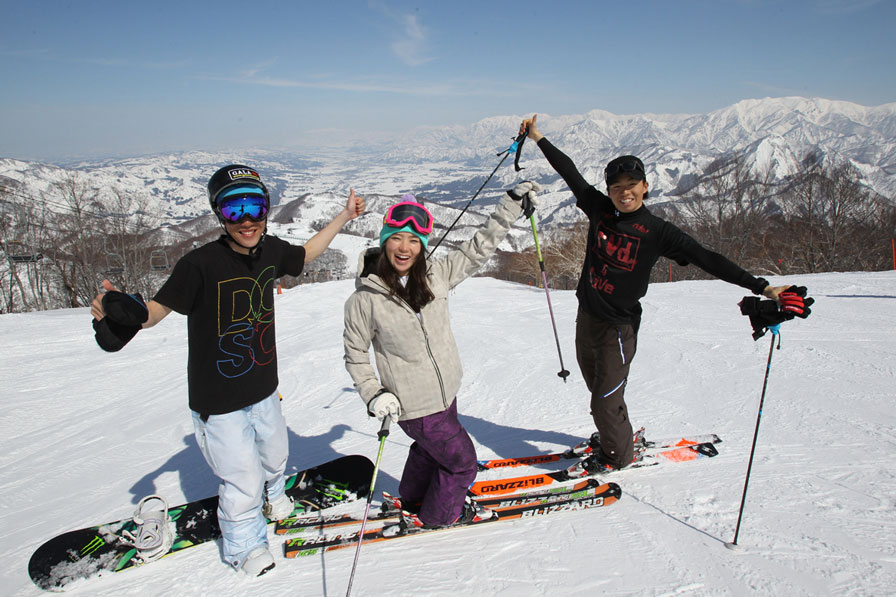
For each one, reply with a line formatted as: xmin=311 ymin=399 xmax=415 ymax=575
xmin=281 ymin=478 xmax=622 ymax=558
xmin=470 ymin=430 xmax=721 ymax=495
xmin=28 ymin=432 xmax=720 ymax=590
xmin=276 ymin=431 xmax=721 ymax=557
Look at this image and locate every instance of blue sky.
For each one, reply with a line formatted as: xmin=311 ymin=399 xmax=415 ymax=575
xmin=1 ymin=0 xmax=894 ymax=161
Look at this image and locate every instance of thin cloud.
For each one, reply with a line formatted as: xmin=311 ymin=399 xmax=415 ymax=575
xmin=390 ymin=13 xmax=433 ymax=67
xmin=243 ymin=59 xmax=279 ymax=78
xmin=194 ymin=73 xmax=503 ymax=97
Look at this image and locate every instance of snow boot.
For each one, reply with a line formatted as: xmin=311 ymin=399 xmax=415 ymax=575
xmin=565 ymin=427 xmax=646 ymax=460
xmin=632 ymin=426 xmax=647 ymax=450
xmin=241 ymin=546 xmax=275 ymax=577
xmin=566 ymin=442 xmax=648 ymax=478
xmin=457 ymin=495 xmax=497 ymax=524
xmin=565 ymin=454 xmax=619 ymax=478
xmin=563 ymin=431 xmax=600 ymax=459
xmin=120 ymin=494 xmax=174 ymax=563
xmin=381 ymin=491 xmax=422 ymax=516
xmin=400 ymin=496 xmax=497 ymax=530
xmin=262 ymin=493 xmax=295 ymax=521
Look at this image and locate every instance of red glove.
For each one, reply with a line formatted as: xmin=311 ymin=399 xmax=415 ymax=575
xmin=777 ymin=286 xmax=814 ymax=319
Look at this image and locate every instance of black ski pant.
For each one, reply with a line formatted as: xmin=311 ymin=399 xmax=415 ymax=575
xmin=575 ymin=307 xmax=637 ymax=469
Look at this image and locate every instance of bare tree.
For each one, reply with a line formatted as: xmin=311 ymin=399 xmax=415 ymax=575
xmin=498 ymin=248 xmax=541 ymax=286
xmin=679 ymin=152 xmax=773 ymax=269
xmin=41 ymin=172 xmax=106 ymax=307
xmin=780 ymin=156 xmax=881 ymax=272
xmin=101 ymin=186 xmax=160 ymax=297
xmin=0 ymin=178 xmax=57 ymax=311
xmin=541 ymin=221 xmax=587 ymax=290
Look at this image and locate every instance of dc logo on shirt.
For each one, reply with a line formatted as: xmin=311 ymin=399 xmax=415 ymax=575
xmin=215 ymin=266 xmax=277 ymax=378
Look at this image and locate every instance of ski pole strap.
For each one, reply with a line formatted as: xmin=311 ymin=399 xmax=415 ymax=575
xmin=428 ymin=129 xmax=524 ymax=256
xmin=512 ymin=130 xmax=527 ymax=171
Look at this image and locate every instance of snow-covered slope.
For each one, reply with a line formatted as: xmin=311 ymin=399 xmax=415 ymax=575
xmin=1 ymin=270 xmax=894 ymax=595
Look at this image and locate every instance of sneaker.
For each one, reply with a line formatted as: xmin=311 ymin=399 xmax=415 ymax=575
xmin=241 ymin=546 xmax=276 ymax=577
xmin=262 ymin=494 xmax=294 ymax=521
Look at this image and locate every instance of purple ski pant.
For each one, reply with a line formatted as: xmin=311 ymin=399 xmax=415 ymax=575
xmin=396 ymin=399 xmax=477 ymax=526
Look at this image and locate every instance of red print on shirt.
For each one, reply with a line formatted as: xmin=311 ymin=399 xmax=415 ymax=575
xmin=593 ymin=222 xmax=640 ymax=272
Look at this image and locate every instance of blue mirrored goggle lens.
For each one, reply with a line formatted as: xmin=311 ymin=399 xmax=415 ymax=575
xmin=219 ymin=195 xmax=269 ymax=222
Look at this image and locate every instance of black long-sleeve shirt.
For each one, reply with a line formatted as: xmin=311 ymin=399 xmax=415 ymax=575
xmin=538 ymin=138 xmax=767 ymax=327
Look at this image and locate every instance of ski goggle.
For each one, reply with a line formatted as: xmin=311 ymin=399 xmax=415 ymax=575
xmin=218 ymin=194 xmax=269 ymax=223
xmin=384 ymin=201 xmax=434 ymax=235
xmin=604 ymin=160 xmax=645 ymax=180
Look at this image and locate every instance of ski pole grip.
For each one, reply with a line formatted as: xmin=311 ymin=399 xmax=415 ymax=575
xmin=378 ymin=417 xmax=391 ymax=439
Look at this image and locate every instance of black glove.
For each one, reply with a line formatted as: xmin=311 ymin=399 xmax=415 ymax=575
xmin=93 ymin=291 xmax=148 ymax=352
xmin=739 ymin=296 xmax=787 ymax=341
xmin=778 ymin=286 xmax=814 ymax=319
xmin=507 ymin=181 xmax=541 ymax=218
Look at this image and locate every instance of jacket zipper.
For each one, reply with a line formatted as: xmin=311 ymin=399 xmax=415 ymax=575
xmin=367 ymin=277 xmax=448 ymax=409
xmin=419 ymin=314 xmax=449 ymax=409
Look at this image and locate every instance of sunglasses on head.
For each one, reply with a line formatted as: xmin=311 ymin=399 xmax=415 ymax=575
xmin=218 ymin=194 xmax=269 ymax=223
xmin=384 ymin=201 xmax=434 ymax=235
xmin=604 ymin=160 xmax=645 ymax=179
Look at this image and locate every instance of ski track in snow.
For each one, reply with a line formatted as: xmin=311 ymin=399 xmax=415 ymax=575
xmin=1 ymin=270 xmax=895 ymax=596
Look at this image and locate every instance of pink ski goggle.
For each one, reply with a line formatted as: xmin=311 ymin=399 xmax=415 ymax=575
xmin=384 ymin=201 xmax=434 ymax=235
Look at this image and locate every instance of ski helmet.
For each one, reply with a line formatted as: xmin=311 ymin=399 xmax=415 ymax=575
xmin=207 ymin=164 xmax=270 ymax=212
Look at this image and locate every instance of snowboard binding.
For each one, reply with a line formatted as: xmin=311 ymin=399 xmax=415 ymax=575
xmin=120 ymin=494 xmax=174 ymax=563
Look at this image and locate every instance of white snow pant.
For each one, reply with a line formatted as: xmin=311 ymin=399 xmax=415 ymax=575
xmin=191 ymin=390 xmax=288 ymax=570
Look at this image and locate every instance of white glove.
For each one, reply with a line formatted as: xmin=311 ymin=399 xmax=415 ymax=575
xmin=368 ymin=391 xmax=401 ymax=422
xmin=507 ymin=181 xmax=541 ymax=217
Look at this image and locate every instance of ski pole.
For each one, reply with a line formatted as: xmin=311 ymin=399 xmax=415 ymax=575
xmin=727 ymin=326 xmax=780 ymax=550
xmin=345 ymin=417 xmax=391 ymax=597
xmin=528 ymin=214 xmax=571 ymax=382
xmin=427 ymin=131 xmax=527 ymax=257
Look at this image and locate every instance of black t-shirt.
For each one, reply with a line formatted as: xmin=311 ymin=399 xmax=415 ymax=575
xmin=538 ymin=138 xmax=767 ymax=327
xmin=154 ymin=235 xmax=306 ymax=416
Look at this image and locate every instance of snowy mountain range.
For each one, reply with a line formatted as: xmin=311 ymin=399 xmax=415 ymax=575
xmin=1 ymin=96 xmax=894 ymax=252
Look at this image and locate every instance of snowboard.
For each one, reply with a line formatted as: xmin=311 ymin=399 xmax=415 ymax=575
xmin=28 ymin=454 xmax=373 ymax=591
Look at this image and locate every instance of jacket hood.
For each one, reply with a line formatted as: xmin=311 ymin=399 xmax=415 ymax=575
xmin=355 ymin=246 xmax=383 ymax=289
